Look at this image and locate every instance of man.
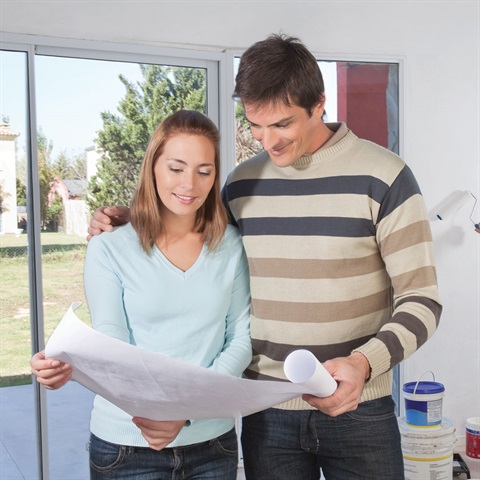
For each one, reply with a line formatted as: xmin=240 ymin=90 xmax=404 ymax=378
xmin=89 ymin=34 xmax=442 ymax=479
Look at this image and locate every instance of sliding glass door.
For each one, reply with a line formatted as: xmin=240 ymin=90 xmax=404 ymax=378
xmin=0 ymin=37 xmax=219 ymax=479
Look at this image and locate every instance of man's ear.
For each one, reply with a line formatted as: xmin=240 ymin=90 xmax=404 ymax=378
xmin=312 ymin=95 xmax=326 ymax=119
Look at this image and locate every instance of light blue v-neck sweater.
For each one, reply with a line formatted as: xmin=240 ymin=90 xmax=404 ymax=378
xmin=83 ymin=223 xmax=251 ymax=447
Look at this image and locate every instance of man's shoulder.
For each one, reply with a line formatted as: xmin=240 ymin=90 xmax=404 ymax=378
xmin=350 ymin=136 xmax=406 ymax=173
xmin=355 ymin=136 xmax=403 ymax=161
xmin=226 ymin=150 xmax=270 ymax=183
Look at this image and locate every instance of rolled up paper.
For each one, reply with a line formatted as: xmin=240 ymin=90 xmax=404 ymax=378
xmin=284 ymin=349 xmax=337 ymax=397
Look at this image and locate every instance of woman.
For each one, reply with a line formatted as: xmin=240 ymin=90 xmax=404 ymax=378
xmin=31 ymin=110 xmax=252 ymax=479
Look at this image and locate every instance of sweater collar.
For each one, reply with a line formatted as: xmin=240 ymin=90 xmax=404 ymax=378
xmin=291 ymin=122 xmax=356 ymax=168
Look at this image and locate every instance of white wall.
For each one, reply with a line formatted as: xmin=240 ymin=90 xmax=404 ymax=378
xmin=2 ymin=0 xmax=479 ymax=443
xmin=0 ymin=132 xmax=20 ymax=234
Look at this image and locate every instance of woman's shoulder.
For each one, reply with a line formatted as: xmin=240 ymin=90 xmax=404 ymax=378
xmin=223 ymin=224 xmax=243 ymax=245
xmin=214 ymin=225 xmax=245 ymax=259
xmin=88 ymin=223 xmax=139 ymax=253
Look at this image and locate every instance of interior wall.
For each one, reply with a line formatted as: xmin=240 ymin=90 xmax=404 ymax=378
xmin=2 ymin=0 xmax=479 ymax=443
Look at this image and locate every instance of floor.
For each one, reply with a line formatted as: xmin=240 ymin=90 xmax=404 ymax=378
xmin=1 ymin=382 xmax=94 ymax=479
xmin=1 ymin=382 xmax=478 ymax=479
xmin=0 ymin=382 xmax=246 ymax=480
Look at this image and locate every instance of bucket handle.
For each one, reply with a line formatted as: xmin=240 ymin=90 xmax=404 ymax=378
xmin=414 ymin=370 xmax=435 ymax=395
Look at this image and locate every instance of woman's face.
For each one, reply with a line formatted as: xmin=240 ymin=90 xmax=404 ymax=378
xmin=153 ymin=133 xmax=216 ymax=222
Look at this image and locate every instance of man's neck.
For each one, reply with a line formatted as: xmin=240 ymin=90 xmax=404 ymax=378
xmin=308 ymin=121 xmax=335 ymax=154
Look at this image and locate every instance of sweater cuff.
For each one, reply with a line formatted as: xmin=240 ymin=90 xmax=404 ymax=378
xmin=352 ymin=338 xmax=391 ymax=381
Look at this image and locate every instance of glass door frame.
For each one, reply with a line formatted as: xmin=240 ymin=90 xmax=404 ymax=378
xmin=0 ymin=32 xmax=224 ymax=479
xmin=224 ymin=47 xmax=406 ymax=414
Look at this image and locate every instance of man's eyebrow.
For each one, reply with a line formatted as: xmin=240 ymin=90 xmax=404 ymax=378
xmin=245 ymin=115 xmax=295 ymax=127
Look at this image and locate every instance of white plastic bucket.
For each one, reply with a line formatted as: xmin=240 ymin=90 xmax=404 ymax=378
xmin=402 ymin=371 xmax=445 ymax=428
xmin=399 ymin=417 xmax=456 ymax=480
xmin=466 ymin=416 xmax=480 ymax=460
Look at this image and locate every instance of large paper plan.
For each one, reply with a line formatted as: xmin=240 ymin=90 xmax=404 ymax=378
xmin=45 ymin=303 xmax=337 ymax=420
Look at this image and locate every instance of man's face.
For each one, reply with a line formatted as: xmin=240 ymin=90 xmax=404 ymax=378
xmin=244 ymin=100 xmax=325 ymax=167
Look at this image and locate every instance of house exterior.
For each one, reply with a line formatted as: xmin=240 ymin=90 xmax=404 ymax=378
xmin=49 ymin=177 xmax=89 ymax=237
xmin=0 ymin=123 xmax=21 ymax=235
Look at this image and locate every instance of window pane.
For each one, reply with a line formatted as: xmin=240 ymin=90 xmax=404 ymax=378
xmin=232 ymin=57 xmax=400 ymax=414
xmin=233 ymin=57 xmax=262 ymax=165
xmin=233 ymin=58 xmax=399 ymax=164
xmin=332 ymin=61 xmax=399 ymax=154
xmin=34 ymin=54 xmax=208 ymax=477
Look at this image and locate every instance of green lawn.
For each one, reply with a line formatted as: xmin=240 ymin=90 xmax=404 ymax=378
xmin=0 ymin=233 xmax=91 ymax=387
xmin=0 ymin=232 xmax=88 ymax=247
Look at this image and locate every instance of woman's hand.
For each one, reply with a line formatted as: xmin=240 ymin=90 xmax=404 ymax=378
xmin=132 ymin=417 xmax=188 ymax=451
xmin=31 ymin=350 xmax=72 ymax=390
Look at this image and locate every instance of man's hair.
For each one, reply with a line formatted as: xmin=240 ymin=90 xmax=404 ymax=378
xmin=131 ymin=110 xmax=227 ymax=253
xmin=233 ymin=33 xmax=325 ymax=114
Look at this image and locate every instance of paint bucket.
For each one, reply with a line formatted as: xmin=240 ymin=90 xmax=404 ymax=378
xmin=399 ymin=417 xmax=456 ymax=480
xmin=403 ymin=371 xmax=445 ymax=428
xmin=466 ymin=417 xmax=480 ymax=460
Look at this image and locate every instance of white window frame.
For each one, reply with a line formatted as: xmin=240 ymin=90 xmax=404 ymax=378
xmin=223 ymin=46 xmax=406 ymax=413
xmin=0 ymin=32 xmax=227 ymax=479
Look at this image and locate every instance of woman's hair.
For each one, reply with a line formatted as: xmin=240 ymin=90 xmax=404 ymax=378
xmin=233 ymin=33 xmax=325 ymax=115
xmin=130 ymin=110 xmax=227 ymax=253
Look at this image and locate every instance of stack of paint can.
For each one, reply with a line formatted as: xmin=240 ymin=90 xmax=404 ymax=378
xmin=398 ymin=371 xmax=456 ymax=480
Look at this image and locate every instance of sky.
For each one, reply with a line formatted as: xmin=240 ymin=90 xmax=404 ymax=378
xmin=1 ymin=51 xmax=145 ymax=160
xmin=1 ymin=50 xmax=337 ymax=163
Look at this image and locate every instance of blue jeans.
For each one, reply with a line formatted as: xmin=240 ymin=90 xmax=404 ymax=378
xmin=241 ymin=396 xmax=403 ymax=480
xmin=88 ymin=428 xmax=238 ymax=479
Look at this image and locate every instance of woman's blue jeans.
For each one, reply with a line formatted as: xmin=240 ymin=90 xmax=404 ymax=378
xmin=241 ymin=396 xmax=404 ymax=480
xmin=88 ymin=428 xmax=238 ymax=479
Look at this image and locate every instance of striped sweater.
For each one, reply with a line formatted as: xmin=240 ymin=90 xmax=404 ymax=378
xmin=223 ymin=122 xmax=442 ymax=409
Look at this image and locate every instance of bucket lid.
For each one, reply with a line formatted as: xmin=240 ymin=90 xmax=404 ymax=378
xmin=466 ymin=417 xmax=480 ymax=430
xmin=399 ymin=416 xmax=456 ymax=437
xmin=403 ymin=381 xmax=444 ymax=395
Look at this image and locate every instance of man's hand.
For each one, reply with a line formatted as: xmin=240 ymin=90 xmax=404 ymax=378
xmin=31 ymin=351 xmax=72 ymax=390
xmin=302 ymin=352 xmax=370 ymax=417
xmin=132 ymin=418 xmax=187 ymax=451
xmin=87 ymin=206 xmax=131 ymax=240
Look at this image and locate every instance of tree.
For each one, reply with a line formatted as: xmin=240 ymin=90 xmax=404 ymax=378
xmin=51 ymin=150 xmax=87 ymax=180
xmin=37 ymin=128 xmax=57 ymax=228
xmin=236 ymin=122 xmax=262 ymax=164
xmin=45 ymin=192 xmax=64 ymax=231
xmin=51 ymin=151 xmax=71 ymax=180
xmin=87 ymin=65 xmax=206 ymax=210
xmin=12 ymin=129 xmax=59 ymax=228
xmin=69 ymin=152 xmax=87 ymax=180
xmin=235 ymin=102 xmax=262 ymax=164
xmin=16 ymin=178 xmax=26 ymax=206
